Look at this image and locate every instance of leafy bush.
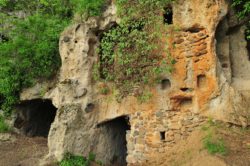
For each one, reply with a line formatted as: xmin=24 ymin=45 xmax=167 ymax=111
xmin=59 ymin=154 xmax=87 ymax=166
xmin=232 ymin=0 xmax=250 ymax=19
xmin=232 ymin=0 xmax=250 ymax=40
xmin=203 ymin=133 xmax=227 ymax=155
xmin=71 ymin=0 xmax=106 ymax=18
xmin=96 ymin=0 xmax=174 ymax=99
xmin=0 ymin=14 xmax=67 ymax=115
xmin=0 ymin=115 xmax=10 ymax=133
xmin=202 ymin=120 xmax=227 ymax=155
xmin=59 ymin=153 xmax=100 ymax=166
xmin=0 ymin=0 xmax=107 ymax=116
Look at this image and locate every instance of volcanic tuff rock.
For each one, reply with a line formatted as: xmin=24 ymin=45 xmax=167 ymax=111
xmin=19 ymin=0 xmax=250 ymax=165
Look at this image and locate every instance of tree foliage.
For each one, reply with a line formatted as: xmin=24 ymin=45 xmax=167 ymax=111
xmin=0 ymin=0 xmax=106 ymax=115
xmin=232 ymin=0 xmax=250 ymax=40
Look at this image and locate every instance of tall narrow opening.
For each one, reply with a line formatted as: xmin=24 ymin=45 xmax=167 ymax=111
xmin=197 ymin=74 xmax=206 ymax=89
xmin=14 ymin=99 xmax=57 ymax=137
xmin=99 ymin=116 xmax=130 ymax=166
xmin=245 ymin=29 xmax=250 ymax=61
xmin=163 ymin=6 xmax=173 ymax=24
xmin=160 ymin=131 xmax=166 ymax=141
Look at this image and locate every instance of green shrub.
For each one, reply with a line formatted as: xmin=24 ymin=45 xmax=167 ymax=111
xmin=203 ymin=133 xmax=227 ymax=155
xmin=71 ymin=0 xmax=106 ymax=18
xmin=232 ymin=0 xmax=250 ymax=19
xmin=0 ymin=115 xmax=10 ymax=133
xmin=59 ymin=153 xmax=88 ymax=166
xmin=0 ymin=0 xmax=107 ymax=116
xmin=0 ymin=14 xmax=67 ymax=116
xmin=59 ymin=153 xmax=99 ymax=166
xmin=137 ymin=90 xmax=153 ymax=103
xmin=100 ymin=87 xmax=110 ymax=95
xmin=232 ymin=0 xmax=250 ymax=40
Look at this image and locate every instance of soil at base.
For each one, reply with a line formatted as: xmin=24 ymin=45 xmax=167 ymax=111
xmin=144 ymin=124 xmax=250 ymax=166
xmin=0 ymin=133 xmax=48 ymax=166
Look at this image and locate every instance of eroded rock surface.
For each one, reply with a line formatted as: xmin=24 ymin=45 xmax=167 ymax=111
xmin=18 ymin=0 xmax=250 ymax=165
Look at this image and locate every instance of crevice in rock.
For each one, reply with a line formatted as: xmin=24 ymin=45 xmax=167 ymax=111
xmin=85 ymin=103 xmax=95 ymax=113
xmin=98 ymin=116 xmax=130 ymax=166
xmin=163 ymin=6 xmax=173 ymax=24
xmin=246 ymin=36 xmax=250 ymax=61
xmin=161 ymin=79 xmax=171 ymax=90
xmin=87 ymin=38 xmax=97 ymax=57
xmin=14 ymin=99 xmax=57 ymax=137
xmin=197 ymin=74 xmax=206 ymax=89
xmin=180 ymin=98 xmax=193 ymax=110
xmin=160 ymin=131 xmax=166 ymax=141
xmin=215 ymin=15 xmax=232 ymax=83
xmin=185 ymin=26 xmax=204 ymax=33
xmin=180 ymin=87 xmax=192 ymax=92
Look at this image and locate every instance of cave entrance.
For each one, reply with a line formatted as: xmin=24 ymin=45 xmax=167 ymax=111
xmin=163 ymin=6 xmax=173 ymax=24
xmin=14 ymin=99 xmax=57 ymax=137
xmin=215 ymin=16 xmax=232 ymax=82
xmin=99 ymin=116 xmax=130 ymax=166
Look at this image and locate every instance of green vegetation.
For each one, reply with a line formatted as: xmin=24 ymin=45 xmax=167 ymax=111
xmin=0 ymin=115 xmax=10 ymax=133
xmin=72 ymin=0 xmax=106 ymax=19
xmin=232 ymin=0 xmax=250 ymax=40
xmin=95 ymin=0 xmax=175 ymax=100
xmin=100 ymin=86 xmax=110 ymax=95
xmin=0 ymin=14 xmax=67 ymax=115
xmin=59 ymin=153 xmax=103 ymax=166
xmin=0 ymin=0 xmax=107 ymax=116
xmin=232 ymin=0 xmax=250 ymax=20
xmin=203 ymin=133 xmax=227 ymax=155
xmin=201 ymin=120 xmax=227 ymax=155
xmin=137 ymin=90 xmax=153 ymax=103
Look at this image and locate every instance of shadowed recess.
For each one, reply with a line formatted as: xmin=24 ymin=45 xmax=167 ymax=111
xmin=99 ymin=116 xmax=130 ymax=166
xmin=14 ymin=99 xmax=57 ymax=137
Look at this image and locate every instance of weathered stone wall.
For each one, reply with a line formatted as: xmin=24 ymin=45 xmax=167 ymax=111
xmin=18 ymin=0 xmax=250 ymax=165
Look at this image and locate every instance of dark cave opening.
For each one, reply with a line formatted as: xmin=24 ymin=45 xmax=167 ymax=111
xmin=197 ymin=74 xmax=207 ymax=89
xmin=160 ymin=131 xmax=166 ymax=141
xmin=100 ymin=116 xmax=130 ymax=166
xmin=163 ymin=6 xmax=173 ymax=24
xmin=161 ymin=78 xmax=171 ymax=90
xmin=14 ymin=99 xmax=57 ymax=137
xmin=245 ymin=31 xmax=250 ymax=61
xmin=0 ymin=34 xmax=9 ymax=42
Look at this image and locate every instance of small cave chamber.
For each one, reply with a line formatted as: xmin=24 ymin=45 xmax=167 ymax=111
xmin=14 ymin=99 xmax=57 ymax=137
xmin=163 ymin=6 xmax=173 ymax=24
xmin=161 ymin=78 xmax=171 ymax=90
xmin=98 ymin=116 xmax=130 ymax=166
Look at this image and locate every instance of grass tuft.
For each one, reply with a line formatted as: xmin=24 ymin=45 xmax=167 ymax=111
xmin=59 ymin=152 xmax=101 ymax=166
xmin=203 ymin=133 xmax=227 ymax=155
xmin=0 ymin=115 xmax=10 ymax=133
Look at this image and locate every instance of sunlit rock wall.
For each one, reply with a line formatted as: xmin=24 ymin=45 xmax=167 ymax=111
xmin=19 ymin=0 xmax=250 ymax=165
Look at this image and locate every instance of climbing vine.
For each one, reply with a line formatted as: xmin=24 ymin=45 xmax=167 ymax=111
xmin=96 ymin=0 xmax=175 ymax=99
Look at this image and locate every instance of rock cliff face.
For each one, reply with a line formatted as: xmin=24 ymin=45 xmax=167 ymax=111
xmin=18 ymin=0 xmax=250 ymax=165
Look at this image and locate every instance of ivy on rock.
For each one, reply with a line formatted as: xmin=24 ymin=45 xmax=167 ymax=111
xmin=95 ymin=0 xmax=175 ymax=100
